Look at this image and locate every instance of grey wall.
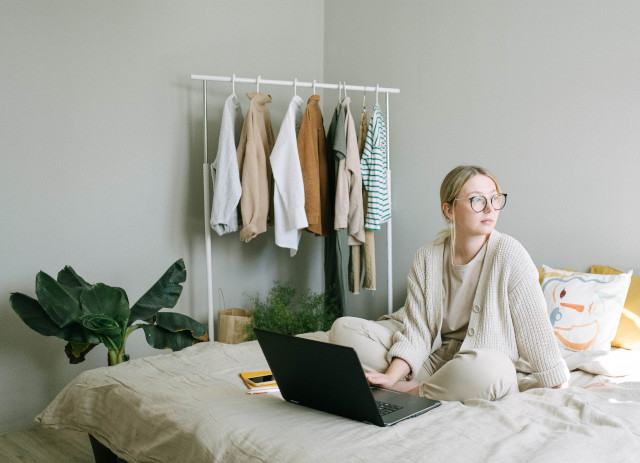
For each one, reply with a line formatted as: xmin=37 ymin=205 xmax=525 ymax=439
xmin=2 ymin=0 xmax=640 ymax=434
xmin=0 ymin=0 xmax=324 ymax=433
xmin=325 ymin=0 xmax=640 ymax=319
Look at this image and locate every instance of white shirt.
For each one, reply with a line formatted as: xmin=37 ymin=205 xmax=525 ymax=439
xmin=210 ymin=94 xmax=243 ymax=235
xmin=270 ymin=95 xmax=308 ymax=256
xmin=361 ymin=105 xmax=391 ymax=229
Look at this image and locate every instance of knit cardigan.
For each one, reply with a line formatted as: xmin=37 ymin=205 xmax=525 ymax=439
xmin=387 ymin=230 xmax=570 ymax=388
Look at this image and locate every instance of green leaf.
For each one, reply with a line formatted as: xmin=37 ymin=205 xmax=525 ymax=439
xmin=79 ymin=313 xmax=122 ymax=339
xmin=129 ymin=259 xmax=187 ymax=325
xmin=80 ymin=283 xmax=130 ymax=325
xmin=10 ymin=292 xmax=64 ymax=336
xmin=142 ymin=324 xmax=197 ymax=351
xmin=10 ymin=292 xmax=100 ymax=344
xmin=35 ymin=271 xmax=83 ymax=328
xmin=155 ymin=312 xmax=207 ymax=339
xmin=57 ymin=266 xmax=91 ymax=290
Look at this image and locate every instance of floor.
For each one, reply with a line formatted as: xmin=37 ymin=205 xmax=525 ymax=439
xmin=0 ymin=427 xmax=95 ymax=463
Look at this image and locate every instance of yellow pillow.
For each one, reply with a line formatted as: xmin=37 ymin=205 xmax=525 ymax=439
xmin=591 ymin=265 xmax=640 ymax=350
xmin=537 ymin=267 xmax=574 ymax=284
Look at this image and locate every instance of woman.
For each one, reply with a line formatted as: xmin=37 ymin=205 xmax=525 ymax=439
xmin=329 ymin=165 xmax=569 ymax=402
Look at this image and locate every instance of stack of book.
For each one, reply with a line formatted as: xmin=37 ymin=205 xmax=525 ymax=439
xmin=240 ymin=370 xmax=280 ymax=394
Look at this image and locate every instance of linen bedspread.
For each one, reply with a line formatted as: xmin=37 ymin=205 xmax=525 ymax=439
xmin=37 ymin=339 xmax=640 ymax=463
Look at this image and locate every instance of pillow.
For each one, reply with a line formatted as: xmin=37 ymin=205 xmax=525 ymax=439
xmin=537 ymin=267 xmax=575 ymax=284
xmin=591 ymin=265 xmax=640 ymax=350
xmin=541 ymin=265 xmax=632 ymax=352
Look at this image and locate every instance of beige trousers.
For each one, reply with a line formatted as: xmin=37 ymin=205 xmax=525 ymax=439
xmin=328 ymin=316 xmax=519 ymax=402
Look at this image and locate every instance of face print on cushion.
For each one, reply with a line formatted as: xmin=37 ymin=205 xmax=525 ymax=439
xmin=544 ymin=279 xmax=608 ymax=350
xmin=541 ymin=266 xmax=632 ymax=352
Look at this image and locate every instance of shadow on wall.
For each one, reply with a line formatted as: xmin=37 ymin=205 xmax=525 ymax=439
xmin=0 ymin=297 xmax=106 ymax=432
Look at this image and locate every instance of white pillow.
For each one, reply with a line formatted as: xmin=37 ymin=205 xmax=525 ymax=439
xmin=541 ymin=265 xmax=632 ymax=352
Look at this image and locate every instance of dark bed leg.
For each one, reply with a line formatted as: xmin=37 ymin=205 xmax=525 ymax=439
xmin=88 ymin=434 xmax=127 ymax=463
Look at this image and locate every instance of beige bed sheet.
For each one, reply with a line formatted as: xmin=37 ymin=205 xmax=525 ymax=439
xmin=37 ymin=339 xmax=640 ymax=463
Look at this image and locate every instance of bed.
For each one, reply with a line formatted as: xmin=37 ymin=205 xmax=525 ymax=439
xmin=37 ymin=263 xmax=640 ymax=462
xmin=36 ymin=329 xmax=640 ymax=463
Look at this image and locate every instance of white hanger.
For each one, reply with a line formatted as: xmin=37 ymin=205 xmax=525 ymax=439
xmin=337 ymin=81 xmax=342 ymax=103
xmin=313 ymin=79 xmax=317 ymax=94
xmin=294 ymin=78 xmax=298 ymax=96
xmin=256 ymin=75 xmax=261 ymax=93
xmin=343 ymin=81 xmax=348 ymax=99
xmin=376 ymin=84 xmax=379 ymax=106
xmin=231 ymin=73 xmax=236 ymax=97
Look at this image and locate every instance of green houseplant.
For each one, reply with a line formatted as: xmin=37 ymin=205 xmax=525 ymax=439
xmin=244 ymin=281 xmax=340 ymax=340
xmin=9 ymin=258 xmax=207 ymax=366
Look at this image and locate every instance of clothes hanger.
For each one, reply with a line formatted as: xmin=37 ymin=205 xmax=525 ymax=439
xmin=313 ymin=79 xmax=317 ymax=95
xmin=256 ymin=75 xmax=261 ymax=93
xmin=337 ymin=81 xmax=342 ymax=104
xmin=231 ymin=73 xmax=237 ymax=98
xmin=294 ymin=78 xmax=297 ymax=97
xmin=343 ymin=81 xmax=348 ymax=100
xmin=362 ymin=87 xmax=367 ymax=112
xmin=376 ymin=83 xmax=379 ymax=107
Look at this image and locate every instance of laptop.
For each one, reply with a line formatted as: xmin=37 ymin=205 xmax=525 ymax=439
xmin=253 ymin=328 xmax=441 ymax=427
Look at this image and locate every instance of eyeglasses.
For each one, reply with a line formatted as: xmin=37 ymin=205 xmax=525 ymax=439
xmin=455 ymin=193 xmax=508 ymax=213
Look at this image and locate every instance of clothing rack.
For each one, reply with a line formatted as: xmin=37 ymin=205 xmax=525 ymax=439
xmin=190 ymin=73 xmax=400 ymax=340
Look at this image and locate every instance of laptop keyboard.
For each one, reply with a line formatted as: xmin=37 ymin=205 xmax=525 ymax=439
xmin=376 ymin=401 xmax=403 ymax=416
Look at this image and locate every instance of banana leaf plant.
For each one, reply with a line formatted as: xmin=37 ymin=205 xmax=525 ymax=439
xmin=9 ymin=258 xmax=208 ymax=366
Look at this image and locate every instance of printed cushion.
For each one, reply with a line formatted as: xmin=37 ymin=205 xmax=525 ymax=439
xmin=591 ymin=265 xmax=640 ymax=350
xmin=541 ymin=265 xmax=632 ymax=351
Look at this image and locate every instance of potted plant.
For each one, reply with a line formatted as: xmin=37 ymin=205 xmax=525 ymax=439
xmin=244 ymin=281 xmax=340 ymax=340
xmin=9 ymin=258 xmax=207 ymax=366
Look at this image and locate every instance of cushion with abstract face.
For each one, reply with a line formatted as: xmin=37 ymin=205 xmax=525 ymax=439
xmin=541 ymin=265 xmax=633 ymax=352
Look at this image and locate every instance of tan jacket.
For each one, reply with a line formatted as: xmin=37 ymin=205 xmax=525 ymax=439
xmin=236 ymin=92 xmax=275 ymax=242
xmin=297 ymin=95 xmax=331 ymax=236
xmin=334 ymin=97 xmax=365 ymax=245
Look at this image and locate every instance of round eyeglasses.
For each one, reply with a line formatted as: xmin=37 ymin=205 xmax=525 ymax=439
xmin=456 ymin=193 xmax=508 ymax=212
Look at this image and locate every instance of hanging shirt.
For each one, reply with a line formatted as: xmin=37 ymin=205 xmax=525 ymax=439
xmin=270 ymin=95 xmax=308 ymax=256
xmin=237 ymin=92 xmax=275 ymax=242
xmin=325 ymin=100 xmax=346 ymax=314
xmin=210 ymin=94 xmax=243 ymax=235
xmin=334 ymin=97 xmax=365 ymax=246
xmin=297 ymin=95 xmax=331 ymax=236
xmin=361 ymin=105 xmax=391 ymax=229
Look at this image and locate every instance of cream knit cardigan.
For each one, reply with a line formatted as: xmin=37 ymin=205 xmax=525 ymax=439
xmin=387 ymin=230 xmax=570 ymax=388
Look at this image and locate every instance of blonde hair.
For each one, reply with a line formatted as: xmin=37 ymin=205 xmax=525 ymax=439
xmin=436 ymin=165 xmax=501 ymax=248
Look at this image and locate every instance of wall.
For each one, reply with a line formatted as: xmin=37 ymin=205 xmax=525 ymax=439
xmin=2 ymin=0 xmax=640 ymax=435
xmin=324 ymin=0 xmax=640 ymax=319
xmin=0 ymin=0 xmax=324 ymax=433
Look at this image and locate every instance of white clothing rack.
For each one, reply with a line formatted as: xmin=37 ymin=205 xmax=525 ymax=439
xmin=191 ymin=73 xmax=399 ymax=340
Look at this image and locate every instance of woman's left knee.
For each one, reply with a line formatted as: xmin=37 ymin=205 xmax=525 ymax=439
xmin=457 ymin=349 xmax=519 ymax=400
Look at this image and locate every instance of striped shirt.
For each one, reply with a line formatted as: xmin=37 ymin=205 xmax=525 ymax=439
xmin=360 ymin=105 xmax=390 ymax=229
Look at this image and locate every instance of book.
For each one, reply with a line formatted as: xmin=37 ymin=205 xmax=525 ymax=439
xmin=239 ymin=370 xmax=279 ymax=394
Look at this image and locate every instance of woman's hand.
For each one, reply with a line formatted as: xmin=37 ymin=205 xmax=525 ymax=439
xmin=366 ymin=371 xmax=421 ymax=395
xmin=365 ymin=372 xmax=397 ymax=389
xmin=365 ymin=358 xmax=421 ymax=395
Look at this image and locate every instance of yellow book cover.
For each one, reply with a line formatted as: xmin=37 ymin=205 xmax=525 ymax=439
xmin=239 ymin=370 xmax=278 ymax=393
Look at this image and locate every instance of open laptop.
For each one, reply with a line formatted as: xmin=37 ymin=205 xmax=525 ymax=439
xmin=253 ymin=328 xmax=440 ymax=427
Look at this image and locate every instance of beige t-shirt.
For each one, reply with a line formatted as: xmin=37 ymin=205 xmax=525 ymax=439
xmin=441 ymin=240 xmax=488 ymax=340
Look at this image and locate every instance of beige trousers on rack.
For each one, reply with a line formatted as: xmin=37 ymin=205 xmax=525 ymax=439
xmin=328 ymin=317 xmax=519 ymax=402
